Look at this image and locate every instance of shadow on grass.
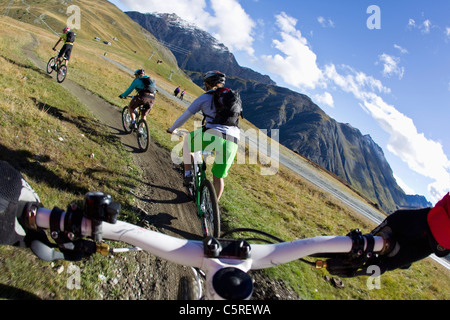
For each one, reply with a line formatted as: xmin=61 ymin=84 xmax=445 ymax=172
xmin=0 ymin=284 xmax=42 ymax=300
xmin=31 ymin=98 xmax=121 ymax=147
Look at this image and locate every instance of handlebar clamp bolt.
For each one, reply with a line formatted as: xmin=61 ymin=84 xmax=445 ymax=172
xmin=51 ymin=231 xmax=59 ymax=239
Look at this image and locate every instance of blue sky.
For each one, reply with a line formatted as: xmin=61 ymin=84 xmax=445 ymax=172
xmin=109 ymin=0 xmax=450 ymax=204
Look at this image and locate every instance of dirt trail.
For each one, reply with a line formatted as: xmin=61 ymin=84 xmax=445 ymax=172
xmin=23 ymin=34 xmax=203 ymax=299
xmin=22 ymin=34 xmax=299 ymax=300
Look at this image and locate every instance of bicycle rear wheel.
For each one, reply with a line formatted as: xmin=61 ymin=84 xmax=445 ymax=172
xmin=46 ymin=57 xmax=56 ymax=74
xmin=137 ymin=119 xmax=150 ymax=152
xmin=57 ymin=65 xmax=67 ymax=83
xmin=121 ymin=107 xmax=133 ymax=134
xmin=200 ymin=179 xmax=220 ymax=238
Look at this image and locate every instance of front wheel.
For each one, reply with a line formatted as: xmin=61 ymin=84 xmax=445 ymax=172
xmin=136 ymin=119 xmax=150 ymax=152
xmin=46 ymin=57 xmax=56 ymax=74
xmin=177 ymin=276 xmax=200 ymax=300
xmin=200 ymin=179 xmax=220 ymax=238
xmin=57 ymin=65 xmax=67 ymax=83
xmin=121 ymin=107 xmax=132 ymax=134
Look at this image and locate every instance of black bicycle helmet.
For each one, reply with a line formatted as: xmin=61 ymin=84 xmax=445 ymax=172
xmin=134 ymin=69 xmax=145 ymax=76
xmin=202 ymin=70 xmax=226 ymax=86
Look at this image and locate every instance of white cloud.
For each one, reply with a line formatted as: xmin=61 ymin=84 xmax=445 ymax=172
xmin=379 ymin=53 xmax=405 ymax=80
xmin=261 ymin=12 xmax=324 ymax=90
xmin=422 ymin=19 xmax=432 ymax=33
xmin=408 ymin=18 xmax=416 ymax=28
xmin=324 ymin=63 xmax=450 ymax=202
xmin=121 ymin=0 xmax=256 ymax=55
xmin=317 ymin=16 xmax=335 ymax=28
xmin=209 ymin=0 xmax=256 ymax=55
xmin=394 ymin=174 xmax=416 ymax=195
xmin=323 ymin=64 xmax=390 ymax=99
xmin=121 ymin=0 xmax=208 ymax=26
xmin=394 ymin=44 xmax=408 ymax=54
xmin=407 ymin=17 xmax=433 ymax=34
xmin=314 ymin=92 xmax=334 ymax=108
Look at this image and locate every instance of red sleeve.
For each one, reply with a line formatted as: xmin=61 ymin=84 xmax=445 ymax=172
xmin=427 ymin=193 xmax=450 ymax=249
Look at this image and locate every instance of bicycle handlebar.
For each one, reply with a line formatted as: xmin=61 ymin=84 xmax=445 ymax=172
xmin=21 ymin=192 xmax=386 ymax=300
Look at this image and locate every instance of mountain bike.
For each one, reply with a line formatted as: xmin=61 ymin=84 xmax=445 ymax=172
xmin=173 ymin=130 xmax=220 ymax=238
xmin=46 ymin=51 xmax=68 ymax=83
xmin=19 ymin=191 xmax=387 ymax=300
xmin=121 ymin=100 xmax=150 ymax=152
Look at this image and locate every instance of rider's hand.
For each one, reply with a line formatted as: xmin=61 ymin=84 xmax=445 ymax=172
xmin=368 ymin=204 xmax=449 ymax=274
xmin=326 ymin=199 xmax=449 ymax=278
xmin=0 ymin=161 xmax=41 ymax=247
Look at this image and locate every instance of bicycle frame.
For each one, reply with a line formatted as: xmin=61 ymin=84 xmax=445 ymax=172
xmin=122 ymin=100 xmax=151 ymax=152
xmin=192 ymin=151 xmax=212 ymax=215
xmin=31 ymin=206 xmax=385 ymax=300
xmin=190 ymin=150 xmax=220 ymax=238
xmin=47 ymin=52 xmax=68 ymax=83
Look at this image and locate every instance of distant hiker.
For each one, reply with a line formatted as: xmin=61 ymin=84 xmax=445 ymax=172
xmin=174 ymin=86 xmax=181 ymax=97
xmin=167 ymin=71 xmax=242 ymax=201
xmin=52 ymin=27 xmax=76 ymax=68
xmin=119 ymin=69 xmax=157 ymax=128
xmin=180 ymin=90 xmax=186 ymax=100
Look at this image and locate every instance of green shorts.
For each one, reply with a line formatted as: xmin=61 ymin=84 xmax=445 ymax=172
xmin=188 ymin=128 xmax=239 ymax=179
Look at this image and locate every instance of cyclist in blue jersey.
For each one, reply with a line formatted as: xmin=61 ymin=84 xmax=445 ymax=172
xmin=119 ymin=69 xmax=157 ymax=129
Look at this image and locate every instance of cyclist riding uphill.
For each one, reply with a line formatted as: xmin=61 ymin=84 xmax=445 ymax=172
xmin=119 ymin=69 xmax=156 ymax=129
xmin=167 ymin=70 xmax=242 ymax=201
xmin=52 ymin=27 xmax=76 ymax=68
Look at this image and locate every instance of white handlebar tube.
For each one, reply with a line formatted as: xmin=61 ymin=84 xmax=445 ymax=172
xmin=101 ymin=220 xmax=205 ymax=269
xmin=33 ymin=207 xmax=385 ymax=300
xmin=250 ymin=236 xmax=385 ymax=269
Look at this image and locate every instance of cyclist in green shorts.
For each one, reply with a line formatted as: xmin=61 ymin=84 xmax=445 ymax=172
xmin=167 ymin=71 xmax=240 ymax=201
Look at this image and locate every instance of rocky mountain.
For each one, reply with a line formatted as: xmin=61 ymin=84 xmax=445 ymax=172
xmin=127 ymin=12 xmax=431 ymax=213
xmin=125 ymin=12 xmax=275 ymax=86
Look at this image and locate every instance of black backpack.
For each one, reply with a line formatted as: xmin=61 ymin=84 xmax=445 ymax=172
xmin=140 ymin=77 xmax=156 ymax=94
xmin=207 ymin=88 xmax=243 ymax=127
xmin=66 ymin=31 xmax=76 ymax=43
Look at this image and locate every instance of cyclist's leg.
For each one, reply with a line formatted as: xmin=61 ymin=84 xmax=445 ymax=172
xmin=183 ymin=136 xmax=193 ymax=173
xmin=183 ymin=129 xmax=202 ymax=173
xmin=209 ymin=137 xmax=239 ymax=201
xmin=57 ymin=45 xmax=68 ymax=66
xmin=212 ymin=176 xmax=225 ymax=201
xmin=183 ymin=128 xmax=209 ymax=176
xmin=141 ymin=95 xmax=155 ymax=121
xmin=128 ymin=96 xmax=141 ymax=123
xmin=64 ymin=46 xmax=72 ymax=67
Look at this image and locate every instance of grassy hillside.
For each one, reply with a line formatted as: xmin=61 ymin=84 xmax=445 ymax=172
xmin=0 ymin=1 xmax=448 ymax=300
